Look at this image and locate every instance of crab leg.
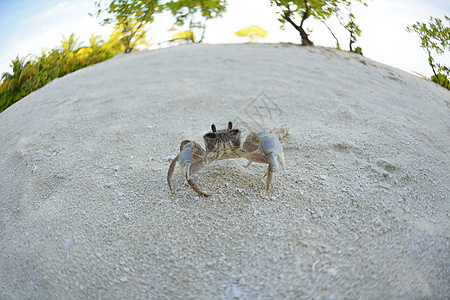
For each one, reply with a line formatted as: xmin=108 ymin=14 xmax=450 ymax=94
xmin=186 ymin=176 xmax=208 ymax=197
xmin=167 ymin=154 xmax=179 ymax=194
xmin=265 ymin=162 xmax=274 ymax=195
xmin=261 ymin=135 xmax=285 ymax=194
xmin=167 ymin=140 xmax=208 ymax=196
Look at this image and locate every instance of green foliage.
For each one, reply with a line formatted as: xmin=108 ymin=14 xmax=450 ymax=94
xmin=235 ymin=25 xmax=268 ymax=43
xmin=270 ymin=0 xmax=334 ymax=46
xmin=332 ymin=0 xmax=367 ymax=52
xmin=0 ymin=33 xmax=125 ymax=113
xmin=93 ymin=0 xmax=161 ymax=52
xmin=166 ymin=0 xmax=227 ymax=22
xmin=1 ymin=55 xmax=35 ymax=110
xmin=354 ymin=46 xmax=362 ymax=55
xmin=271 ymin=0 xmax=366 ymax=48
xmin=110 ymin=19 xmax=149 ymax=52
xmin=407 ymin=16 xmax=450 ymax=88
xmin=165 ymin=0 xmax=227 ymax=42
xmin=93 ymin=0 xmax=226 ymax=46
xmin=432 ymin=73 xmax=450 ymax=90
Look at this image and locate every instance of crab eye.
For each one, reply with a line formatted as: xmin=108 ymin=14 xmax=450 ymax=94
xmin=204 ymin=133 xmax=217 ymax=140
xmin=227 ymin=129 xmax=239 ymax=137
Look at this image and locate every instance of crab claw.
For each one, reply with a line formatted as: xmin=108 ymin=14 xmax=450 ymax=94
xmin=167 ymin=140 xmax=208 ymax=197
xmin=243 ymin=132 xmax=285 ymax=195
xmin=260 ymin=134 xmax=285 ymax=172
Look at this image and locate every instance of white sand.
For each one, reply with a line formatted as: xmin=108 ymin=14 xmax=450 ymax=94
xmin=0 ymin=43 xmax=449 ymax=299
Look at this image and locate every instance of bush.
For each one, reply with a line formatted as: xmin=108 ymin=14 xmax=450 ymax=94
xmin=431 ymin=73 xmax=450 ymax=90
xmin=0 ymin=33 xmax=125 ymax=113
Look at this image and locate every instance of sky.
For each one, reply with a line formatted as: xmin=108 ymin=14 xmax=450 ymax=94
xmin=0 ymin=0 xmax=449 ymax=78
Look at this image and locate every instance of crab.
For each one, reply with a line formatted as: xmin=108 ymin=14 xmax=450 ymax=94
xmin=167 ymin=121 xmax=285 ymax=196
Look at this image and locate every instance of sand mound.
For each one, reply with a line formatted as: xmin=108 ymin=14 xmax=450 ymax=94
xmin=0 ymin=44 xmax=449 ymax=298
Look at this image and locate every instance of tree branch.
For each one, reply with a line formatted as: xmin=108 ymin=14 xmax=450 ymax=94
xmin=319 ymin=19 xmax=340 ymax=48
xmin=428 ymin=49 xmax=440 ymax=84
xmin=282 ymin=9 xmax=301 ymax=32
xmin=125 ymin=0 xmax=157 ymax=52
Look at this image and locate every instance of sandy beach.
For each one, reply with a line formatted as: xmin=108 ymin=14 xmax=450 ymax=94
xmin=0 ymin=43 xmax=449 ymax=299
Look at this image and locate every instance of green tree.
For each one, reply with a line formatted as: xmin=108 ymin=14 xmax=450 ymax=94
xmin=60 ymin=33 xmax=83 ymax=73
xmin=29 ymin=48 xmax=64 ymax=88
xmin=77 ymin=34 xmax=105 ymax=65
xmin=271 ymin=0 xmax=366 ymax=48
xmin=100 ymin=32 xmax=127 ymax=58
xmin=61 ymin=33 xmax=82 ymax=53
xmin=1 ymin=55 xmax=32 ymax=93
xmin=407 ymin=16 xmax=450 ymax=88
xmin=92 ymin=0 xmax=161 ymax=52
xmin=0 ymin=55 xmax=38 ymax=110
xmin=270 ymin=0 xmax=334 ymax=46
xmin=330 ymin=0 xmax=367 ymax=52
xmin=165 ymin=0 xmax=227 ymax=43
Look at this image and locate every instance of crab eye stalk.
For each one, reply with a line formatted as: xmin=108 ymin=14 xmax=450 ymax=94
xmin=227 ymin=121 xmax=233 ymax=130
xmin=211 ymin=124 xmax=217 ymax=133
